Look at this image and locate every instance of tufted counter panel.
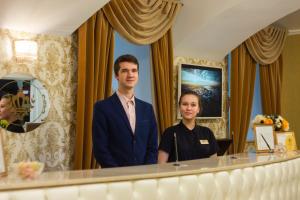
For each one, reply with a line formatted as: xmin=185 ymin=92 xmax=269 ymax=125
xmin=0 ymin=152 xmax=300 ymax=200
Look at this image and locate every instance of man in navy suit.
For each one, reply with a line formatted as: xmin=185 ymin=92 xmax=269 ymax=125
xmin=92 ymin=54 xmax=158 ymax=168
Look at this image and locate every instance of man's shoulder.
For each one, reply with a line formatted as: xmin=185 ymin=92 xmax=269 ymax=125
xmin=94 ymin=94 xmax=115 ymax=108
xmin=135 ymin=97 xmax=153 ymax=108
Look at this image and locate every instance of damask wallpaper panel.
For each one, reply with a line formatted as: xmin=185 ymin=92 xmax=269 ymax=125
xmin=0 ymin=28 xmax=77 ymax=171
xmin=0 ymin=28 xmax=229 ymax=172
xmin=174 ymin=57 xmax=228 ymax=139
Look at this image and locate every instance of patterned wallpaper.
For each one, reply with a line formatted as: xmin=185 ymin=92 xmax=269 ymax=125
xmin=0 ymin=28 xmax=230 ymax=172
xmin=0 ymin=29 xmax=77 ymax=171
xmin=174 ymin=57 xmax=228 ymax=139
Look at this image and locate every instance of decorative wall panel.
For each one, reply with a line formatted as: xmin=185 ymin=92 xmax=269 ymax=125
xmin=174 ymin=57 xmax=228 ymax=139
xmin=0 ymin=29 xmax=77 ymax=171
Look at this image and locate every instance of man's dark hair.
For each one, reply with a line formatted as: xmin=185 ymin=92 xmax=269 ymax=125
xmin=114 ymin=54 xmax=139 ymax=76
xmin=179 ymin=90 xmax=202 ymax=114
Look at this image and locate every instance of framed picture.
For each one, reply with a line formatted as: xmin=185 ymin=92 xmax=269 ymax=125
xmin=177 ymin=63 xmax=223 ymax=119
xmin=275 ymin=131 xmax=297 ymax=151
xmin=253 ymin=124 xmax=275 ymax=153
xmin=0 ymin=134 xmax=6 ymax=176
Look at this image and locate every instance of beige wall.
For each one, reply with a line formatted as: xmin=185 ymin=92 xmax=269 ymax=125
xmin=282 ymin=34 xmax=300 ymax=147
xmin=0 ymin=28 xmax=77 ymax=171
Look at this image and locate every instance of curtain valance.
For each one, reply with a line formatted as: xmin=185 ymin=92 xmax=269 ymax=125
xmin=103 ymin=0 xmax=182 ymax=44
xmin=245 ymin=26 xmax=287 ymax=65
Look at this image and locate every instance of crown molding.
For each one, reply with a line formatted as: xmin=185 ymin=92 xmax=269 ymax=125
xmin=288 ymin=29 xmax=300 ymax=35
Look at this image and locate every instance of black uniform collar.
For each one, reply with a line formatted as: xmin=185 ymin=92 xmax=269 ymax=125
xmin=179 ymin=120 xmax=197 ymax=133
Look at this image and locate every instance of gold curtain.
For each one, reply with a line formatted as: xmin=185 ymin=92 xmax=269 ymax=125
xmin=74 ymin=10 xmax=114 ymax=170
xmin=151 ymin=29 xmax=174 ymax=134
xmin=230 ymin=43 xmax=256 ymax=153
xmin=245 ymin=25 xmax=286 ymax=115
xmin=245 ymin=26 xmax=287 ymax=65
xmin=74 ymin=0 xmax=181 ymax=169
xmin=102 ymin=0 xmax=182 ymax=45
xmin=102 ymin=0 xmax=181 ymax=133
xmin=260 ymin=55 xmax=283 ymax=115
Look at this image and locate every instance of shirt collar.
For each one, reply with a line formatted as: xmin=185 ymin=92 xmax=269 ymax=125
xmin=116 ymin=90 xmax=135 ymax=105
xmin=179 ymin=120 xmax=197 ymax=132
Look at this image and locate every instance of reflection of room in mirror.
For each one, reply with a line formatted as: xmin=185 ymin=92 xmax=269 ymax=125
xmin=0 ymin=74 xmax=50 ymax=133
xmin=30 ymin=79 xmax=49 ymax=122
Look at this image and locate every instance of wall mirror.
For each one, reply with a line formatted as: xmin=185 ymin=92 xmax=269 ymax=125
xmin=0 ymin=73 xmax=50 ymax=133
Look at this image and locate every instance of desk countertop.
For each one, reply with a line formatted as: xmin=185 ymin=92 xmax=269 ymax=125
xmin=1 ymin=151 xmax=299 ymax=191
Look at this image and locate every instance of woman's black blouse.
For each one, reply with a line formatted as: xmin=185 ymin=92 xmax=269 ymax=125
xmin=159 ymin=121 xmax=219 ymax=162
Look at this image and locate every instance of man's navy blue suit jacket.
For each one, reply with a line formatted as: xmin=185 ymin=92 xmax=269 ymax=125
xmin=92 ymin=93 xmax=158 ymax=168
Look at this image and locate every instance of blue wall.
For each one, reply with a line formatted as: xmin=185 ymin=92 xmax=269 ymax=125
xmin=246 ymin=64 xmax=262 ymax=141
xmin=113 ymin=32 xmax=153 ymax=104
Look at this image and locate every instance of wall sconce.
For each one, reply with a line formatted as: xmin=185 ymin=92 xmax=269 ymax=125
xmin=14 ymin=40 xmax=38 ymax=61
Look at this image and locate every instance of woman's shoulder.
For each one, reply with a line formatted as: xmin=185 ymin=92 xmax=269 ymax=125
xmin=164 ymin=125 xmax=176 ymax=133
xmin=196 ymin=125 xmax=214 ymax=134
xmin=163 ymin=123 xmax=181 ymax=135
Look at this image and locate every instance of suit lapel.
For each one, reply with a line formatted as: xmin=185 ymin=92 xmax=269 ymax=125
xmin=135 ymin=98 xmax=145 ymax=135
xmin=111 ymin=93 xmax=133 ymax=134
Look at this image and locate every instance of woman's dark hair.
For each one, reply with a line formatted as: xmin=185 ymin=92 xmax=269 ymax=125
xmin=114 ymin=54 xmax=139 ymax=76
xmin=179 ymin=90 xmax=202 ymax=114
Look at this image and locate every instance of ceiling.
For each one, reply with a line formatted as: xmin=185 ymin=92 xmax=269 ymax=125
xmin=275 ymin=9 xmax=300 ymax=34
xmin=172 ymin=0 xmax=300 ymax=61
xmin=0 ymin=0 xmax=110 ymax=35
xmin=0 ymin=0 xmax=299 ymax=61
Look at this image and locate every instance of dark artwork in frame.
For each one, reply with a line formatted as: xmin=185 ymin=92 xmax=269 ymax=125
xmin=178 ymin=63 xmax=223 ymax=119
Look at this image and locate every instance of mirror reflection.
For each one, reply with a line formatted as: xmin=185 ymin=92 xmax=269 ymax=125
xmin=0 ymin=74 xmax=50 ymax=133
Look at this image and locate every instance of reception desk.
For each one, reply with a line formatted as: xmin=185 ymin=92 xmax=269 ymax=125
xmin=0 ymin=152 xmax=300 ymax=199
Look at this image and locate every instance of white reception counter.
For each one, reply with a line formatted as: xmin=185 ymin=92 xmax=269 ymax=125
xmin=0 ymin=151 xmax=300 ymax=199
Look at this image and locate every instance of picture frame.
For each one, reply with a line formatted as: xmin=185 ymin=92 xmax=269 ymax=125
xmin=275 ymin=131 xmax=297 ymax=151
xmin=0 ymin=133 xmax=6 ymax=176
xmin=177 ymin=63 xmax=223 ymax=119
xmin=253 ymin=124 xmax=275 ymax=153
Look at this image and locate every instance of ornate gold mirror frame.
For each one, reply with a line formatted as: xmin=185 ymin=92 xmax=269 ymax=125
xmin=0 ymin=73 xmax=50 ymax=133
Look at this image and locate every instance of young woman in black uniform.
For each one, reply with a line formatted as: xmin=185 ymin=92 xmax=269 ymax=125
xmin=158 ymin=90 xmax=218 ymax=163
